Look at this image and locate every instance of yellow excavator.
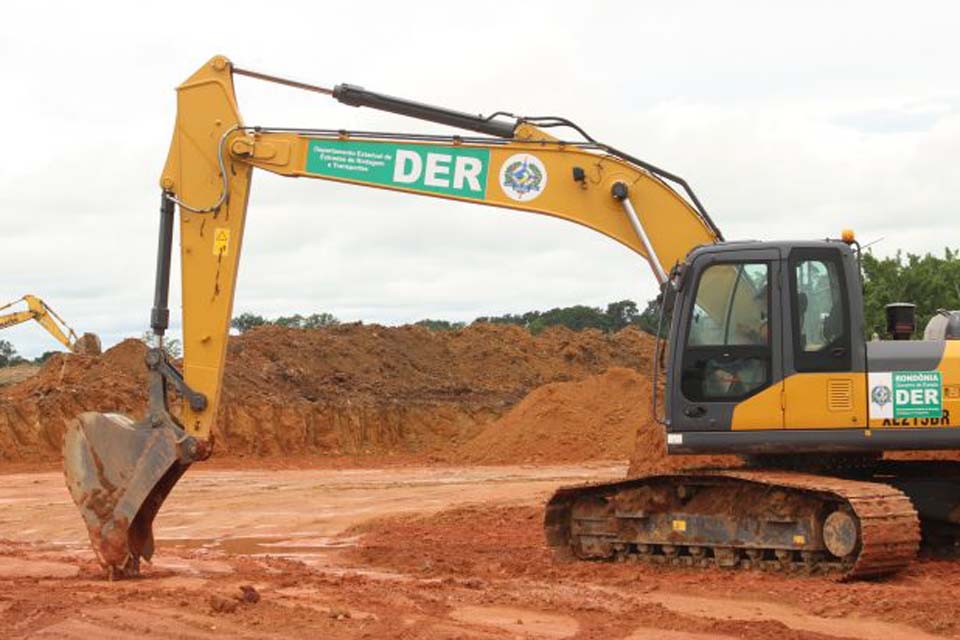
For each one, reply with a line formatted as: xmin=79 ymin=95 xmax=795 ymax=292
xmin=64 ymin=56 xmax=958 ymax=580
xmin=0 ymin=295 xmax=101 ymax=356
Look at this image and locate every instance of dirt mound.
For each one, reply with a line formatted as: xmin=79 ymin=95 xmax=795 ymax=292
xmin=0 ymin=363 xmax=41 ymax=387
xmin=454 ymin=366 xmax=738 ymax=470
xmin=455 ymin=368 xmax=650 ymax=463
xmin=223 ymin=322 xmax=653 ymax=403
xmin=0 ymin=324 xmax=656 ymax=462
xmin=0 ymin=339 xmax=149 ymax=461
xmin=215 ymin=323 xmax=655 ymax=457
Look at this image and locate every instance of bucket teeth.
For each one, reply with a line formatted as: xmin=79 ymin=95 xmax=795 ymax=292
xmin=63 ymin=412 xmax=195 ymax=577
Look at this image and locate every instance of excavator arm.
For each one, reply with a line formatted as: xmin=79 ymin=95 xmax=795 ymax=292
xmin=63 ymin=55 xmax=720 ymax=577
xmin=0 ymin=295 xmax=99 ymax=354
xmin=162 ymin=56 xmax=719 ymax=441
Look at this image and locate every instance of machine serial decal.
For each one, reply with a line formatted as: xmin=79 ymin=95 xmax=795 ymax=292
xmin=881 ymin=411 xmax=951 ymax=427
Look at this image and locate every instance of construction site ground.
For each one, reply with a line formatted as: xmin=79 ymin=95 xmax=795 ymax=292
xmin=2 ymin=324 xmax=960 ymax=638
xmin=3 ymin=461 xmax=960 ymax=640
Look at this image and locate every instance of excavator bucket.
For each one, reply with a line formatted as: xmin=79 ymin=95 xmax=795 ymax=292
xmin=74 ymin=332 xmax=102 ymax=356
xmin=63 ymin=412 xmax=195 ymax=578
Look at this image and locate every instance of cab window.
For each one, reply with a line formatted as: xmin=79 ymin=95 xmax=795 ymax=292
xmin=682 ymin=262 xmax=771 ymax=401
xmin=790 ymin=250 xmax=850 ymax=371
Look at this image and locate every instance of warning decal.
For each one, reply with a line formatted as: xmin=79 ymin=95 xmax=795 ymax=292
xmin=213 ymin=228 xmax=230 ymax=256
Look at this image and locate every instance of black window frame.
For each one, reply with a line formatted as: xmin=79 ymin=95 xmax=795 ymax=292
xmin=680 ymin=260 xmax=773 ymax=403
xmin=788 ymin=248 xmax=851 ymax=373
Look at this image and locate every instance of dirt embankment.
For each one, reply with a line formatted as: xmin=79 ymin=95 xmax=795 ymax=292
xmin=0 ymin=324 xmax=657 ymax=463
xmin=0 ymin=340 xmax=148 ymax=463
xmin=452 ymin=366 xmax=737 ymax=472
xmin=454 ymin=367 xmax=648 ymax=464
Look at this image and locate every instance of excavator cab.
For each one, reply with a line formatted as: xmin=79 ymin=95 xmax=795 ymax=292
xmin=665 ymin=240 xmax=868 ymax=451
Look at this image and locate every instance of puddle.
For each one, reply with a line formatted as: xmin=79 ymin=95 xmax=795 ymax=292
xmin=158 ymin=534 xmax=357 ymax=557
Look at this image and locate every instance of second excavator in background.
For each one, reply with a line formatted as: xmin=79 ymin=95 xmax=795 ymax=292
xmin=0 ymin=295 xmax=100 ymax=356
xmin=63 ymin=56 xmax=960 ymax=581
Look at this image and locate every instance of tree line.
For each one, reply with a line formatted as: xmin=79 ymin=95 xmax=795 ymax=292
xmin=202 ymin=250 xmax=960 ymax=341
xmin=0 ymin=343 xmax=57 ymax=368
xmin=230 ymin=300 xmax=660 ymax=336
xmin=861 ymin=249 xmax=960 ymax=338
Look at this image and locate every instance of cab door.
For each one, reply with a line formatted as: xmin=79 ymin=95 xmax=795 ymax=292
xmin=669 ymin=249 xmax=784 ymax=432
xmin=783 ymin=247 xmax=867 ymax=428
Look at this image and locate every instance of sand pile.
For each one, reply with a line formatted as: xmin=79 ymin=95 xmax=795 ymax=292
xmin=454 ymin=366 xmax=739 ymax=470
xmin=455 ymin=368 xmax=651 ymax=463
xmin=0 ymin=324 xmax=656 ymax=462
xmin=0 ymin=340 xmax=148 ymax=462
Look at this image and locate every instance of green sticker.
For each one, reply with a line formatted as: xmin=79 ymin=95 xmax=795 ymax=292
xmin=892 ymin=371 xmax=942 ymax=419
xmin=305 ymin=140 xmax=489 ymax=199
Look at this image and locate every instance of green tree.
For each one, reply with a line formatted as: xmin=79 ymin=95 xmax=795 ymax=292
xmin=141 ymin=331 xmax=182 ymax=359
xmin=636 ymin=298 xmax=670 ymax=337
xmin=0 ymin=340 xmax=24 ymax=367
xmin=274 ymin=314 xmax=305 ymax=328
xmin=605 ymin=300 xmax=640 ymax=332
xmin=231 ymin=312 xmax=267 ymax=333
xmin=529 ymin=305 xmax=608 ymax=334
xmin=473 ymin=312 xmax=529 ymax=327
xmin=302 ymin=313 xmax=340 ymax=329
xmin=415 ymin=319 xmax=466 ymax=331
xmin=33 ymin=350 xmax=58 ymax=364
xmin=861 ymin=249 xmax=960 ymax=339
xmin=474 ymin=300 xmax=651 ymax=334
xmin=232 ymin=311 xmax=340 ymax=332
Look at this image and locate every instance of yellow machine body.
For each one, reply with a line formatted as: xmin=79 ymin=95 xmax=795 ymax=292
xmin=63 ymin=55 xmax=958 ymax=579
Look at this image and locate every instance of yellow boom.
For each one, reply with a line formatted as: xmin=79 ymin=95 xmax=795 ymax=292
xmin=0 ymin=295 xmax=100 ymax=355
xmin=63 ymin=55 xmax=720 ymax=577
xmin=162 ymin=55 xmax=720 ymax=440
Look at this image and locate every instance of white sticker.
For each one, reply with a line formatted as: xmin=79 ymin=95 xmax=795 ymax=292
xmin=667 ymin=433 xmax=683 ymax=445
xmin=868 ymin=372 xmax=894 ymax=420
xmin=498 ymin=153 xmax=548 ymax=202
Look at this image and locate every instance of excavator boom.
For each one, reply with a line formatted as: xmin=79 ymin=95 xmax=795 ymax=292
xmin=63 ymin=55 xmax=719 ymax=577
xmin=0 ymin=295 xmax=100 ymax=355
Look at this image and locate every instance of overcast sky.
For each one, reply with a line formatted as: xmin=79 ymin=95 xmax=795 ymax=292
xmin=1 ymin=1 xmax=958 ymax=357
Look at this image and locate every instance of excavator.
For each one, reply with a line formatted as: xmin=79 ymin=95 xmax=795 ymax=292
xmin=0 ymin=295 xmax=101 ymax=356
xmin=63 ymin=55 xmax=960 ymax=580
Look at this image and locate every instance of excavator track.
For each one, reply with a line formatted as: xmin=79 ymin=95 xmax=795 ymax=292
xmin=544 ymin=469 xmax=920 ymax=580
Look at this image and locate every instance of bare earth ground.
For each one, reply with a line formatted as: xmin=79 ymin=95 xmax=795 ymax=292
xmin=2 ymin=461 xmax=960 ymax=640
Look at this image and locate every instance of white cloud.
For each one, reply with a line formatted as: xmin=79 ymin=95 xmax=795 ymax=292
xmin=1 ymin=0 xmax=958 ymax=356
